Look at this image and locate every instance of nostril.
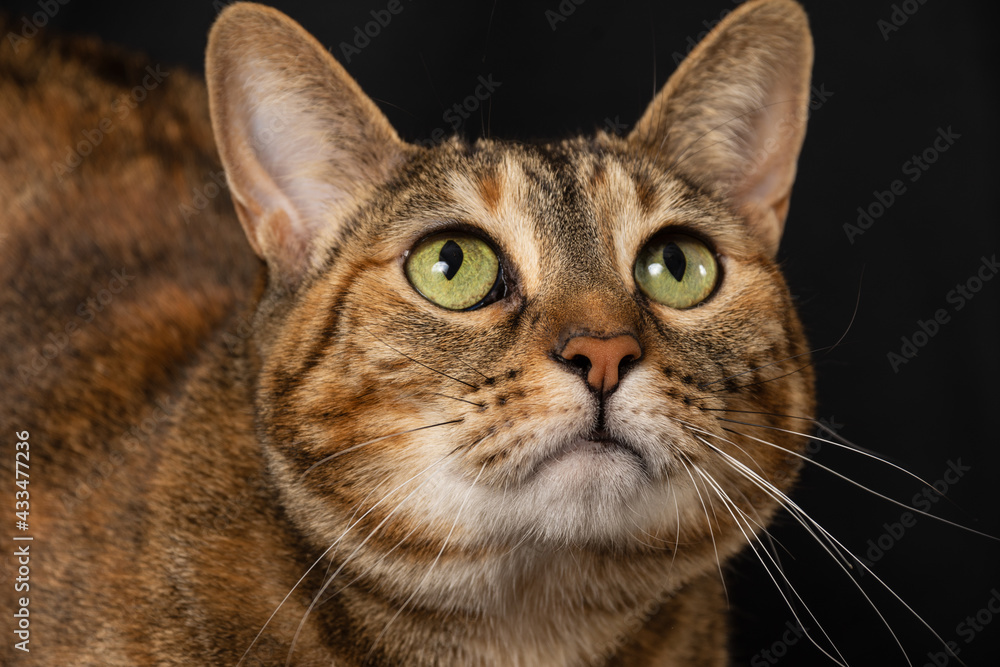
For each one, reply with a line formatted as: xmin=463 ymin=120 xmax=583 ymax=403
xmin=618 ymin=355 xmax=636 ymax=376
xmin=555 ymin=334 xmax=642 ymax=395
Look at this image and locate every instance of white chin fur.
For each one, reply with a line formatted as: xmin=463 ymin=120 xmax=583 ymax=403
xmin=429 ymin=458 xmax=691 ymax=549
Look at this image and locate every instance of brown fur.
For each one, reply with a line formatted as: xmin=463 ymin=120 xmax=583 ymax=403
xmin=1 ymin=1 xmax=815 ymax=664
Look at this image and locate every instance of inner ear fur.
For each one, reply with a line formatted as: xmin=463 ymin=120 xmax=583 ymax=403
xmin=629 ymin=0 xmax=814 ymax=256
xmin=206 ymin=2 xmax=410 ymax=287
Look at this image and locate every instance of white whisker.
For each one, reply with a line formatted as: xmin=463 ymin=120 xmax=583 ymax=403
xmin=365 ymin=462 xmax=489 ymax=662
xmin=691 ymin=431 xmax=954 ymax=666
xmin=285 ymin=453 xmax=454 ymax=665
xmin=721 ymin=417 xmax=944 ymax=493
xmin=692 ymin=464 xmax=849 ymax=667
xmin=719 ymin=423 xmax=999 ymax=542
xmin=300 ymin=419 xmax=464 ymax=478
xmin=676 ymin=454 xmax=729 ymax=605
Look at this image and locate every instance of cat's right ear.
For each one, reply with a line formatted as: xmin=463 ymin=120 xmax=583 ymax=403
xmin=206 ymin=3 xmax=409 ymax=287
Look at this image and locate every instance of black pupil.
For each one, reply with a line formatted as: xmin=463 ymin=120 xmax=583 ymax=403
xmin=439 ymin=240 xmax=464 ymax=281
xmin=662 ymin=242 xmax=686 ymax=282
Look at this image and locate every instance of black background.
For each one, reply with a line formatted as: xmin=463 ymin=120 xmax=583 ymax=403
xmin=3 ymin=0 xmax=997 ymax=664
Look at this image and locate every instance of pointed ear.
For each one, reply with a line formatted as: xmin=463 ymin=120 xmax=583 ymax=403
xmin=628 ymin=0 xmax=813 ymax=256
xmin=206 ymin=2 xmax=409 ymax=286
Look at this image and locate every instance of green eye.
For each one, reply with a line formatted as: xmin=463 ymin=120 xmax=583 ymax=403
xmin=405 ymin=232 xmax=501 ymax=310
xmin=634 ymin=233 xmax=718 ymax=309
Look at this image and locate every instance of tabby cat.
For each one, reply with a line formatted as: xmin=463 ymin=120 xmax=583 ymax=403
xmin=2 ymin=1 xmax=823 ymax=664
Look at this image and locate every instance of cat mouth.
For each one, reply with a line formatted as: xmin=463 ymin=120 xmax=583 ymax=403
xmin=533 ymin=429 xmax=649 ymax=480
xmin=585 ymin=428 xmax=641 ymax=454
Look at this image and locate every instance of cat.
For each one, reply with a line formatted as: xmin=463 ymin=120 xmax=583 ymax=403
xmin=0 ymin=0 xmax=838 ymax=664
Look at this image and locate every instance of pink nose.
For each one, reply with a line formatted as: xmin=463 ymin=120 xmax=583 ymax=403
xmin=557 ymin=335 xmax=642 ymax=394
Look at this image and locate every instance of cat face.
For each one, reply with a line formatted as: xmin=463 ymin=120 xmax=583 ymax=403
xmin=207 ymin=0 xmax=814 ymax=609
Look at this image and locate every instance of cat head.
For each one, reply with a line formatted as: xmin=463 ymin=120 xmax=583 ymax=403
xmin=207 ymin=0 xmax=815 ymax=608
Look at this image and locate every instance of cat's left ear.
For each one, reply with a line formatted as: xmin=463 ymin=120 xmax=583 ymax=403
xmin=206 ymin=2 xmax=409 ymax=287
xmin=628 ymin=0 xmax=813 ymax=256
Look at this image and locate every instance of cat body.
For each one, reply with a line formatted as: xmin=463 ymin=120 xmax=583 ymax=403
xmin=1 ymin=1 xmax=816 ymax=664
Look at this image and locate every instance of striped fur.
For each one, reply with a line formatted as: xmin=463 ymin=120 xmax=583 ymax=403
xmin=1 ymin=1 xmax=815 ymax=664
